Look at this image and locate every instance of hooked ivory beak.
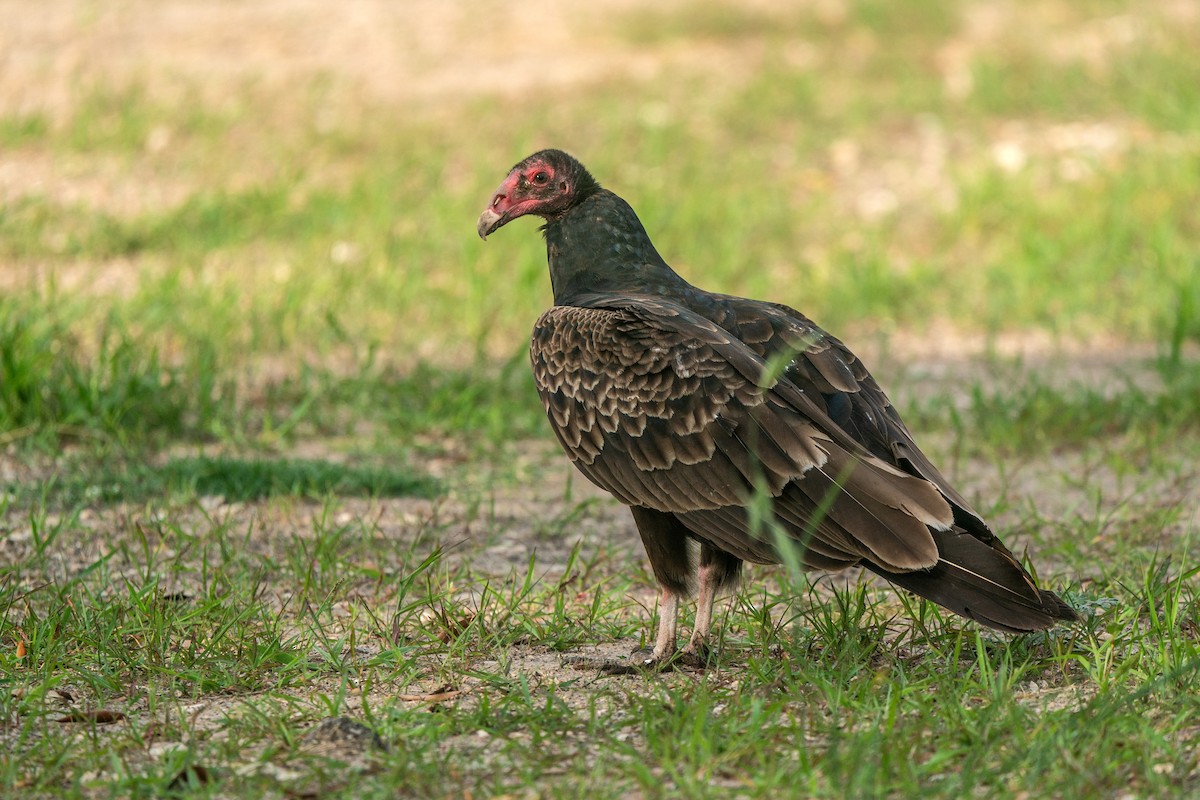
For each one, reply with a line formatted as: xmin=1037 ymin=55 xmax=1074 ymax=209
xmin=476 ymin=206 xmax=502 ymax=240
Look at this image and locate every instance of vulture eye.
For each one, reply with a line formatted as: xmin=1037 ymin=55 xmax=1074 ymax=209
xmin=532 ymin=171 xmax=549 ymax=185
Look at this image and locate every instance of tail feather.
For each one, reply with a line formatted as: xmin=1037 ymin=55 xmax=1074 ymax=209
xmin=866 ymin=526 xmax=1078 ymax=633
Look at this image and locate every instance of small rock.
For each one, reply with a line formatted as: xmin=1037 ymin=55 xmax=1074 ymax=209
xmin=300 ymin=716 xmax=388 ymax=764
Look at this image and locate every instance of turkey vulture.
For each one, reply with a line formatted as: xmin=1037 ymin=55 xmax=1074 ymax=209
xmin=477 ymin=149 xmax=1077 ymax=667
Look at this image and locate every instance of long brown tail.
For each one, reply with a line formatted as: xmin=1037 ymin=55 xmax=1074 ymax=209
xmin=866 ymin=526 xmax=1078 ymax=633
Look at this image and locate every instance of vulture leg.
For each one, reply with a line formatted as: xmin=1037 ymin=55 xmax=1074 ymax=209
xmin=650 ymin=588 xmax=680 ymax=662
xmin=682 ymin=543 xmax=742 ymax=666
xmin=629 ymin=506 xmax=695 ymax=665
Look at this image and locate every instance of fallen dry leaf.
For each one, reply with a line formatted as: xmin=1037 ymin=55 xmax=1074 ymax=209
xmin=55 ymin=710 xmax=127 ymax=724
xmin=396 ymin=684 xmax=463 ymax=703
xmin=434 ymin=606 xmax=477 ymax=643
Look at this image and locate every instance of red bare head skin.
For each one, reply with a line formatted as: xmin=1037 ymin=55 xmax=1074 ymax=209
xmin=476 ymin=149 xmax=598 ymax=240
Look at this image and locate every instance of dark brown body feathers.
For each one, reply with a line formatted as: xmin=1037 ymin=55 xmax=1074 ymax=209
xmin=481 ymin=149 xmax=1076 ymax=660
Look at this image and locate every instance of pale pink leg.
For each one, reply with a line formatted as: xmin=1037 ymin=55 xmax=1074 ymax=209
xmin=648 ymin=588 xmax=680 ymax=663
xmin=683 ymin=560 xmax=719 ymax=655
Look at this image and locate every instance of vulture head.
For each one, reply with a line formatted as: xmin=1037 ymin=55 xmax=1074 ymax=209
xmin=476 ymin=149 xmax=598 ymax=239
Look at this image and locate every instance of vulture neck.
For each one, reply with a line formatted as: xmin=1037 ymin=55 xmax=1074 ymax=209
xmin=543 ymin=190 xmax=690 ymax=307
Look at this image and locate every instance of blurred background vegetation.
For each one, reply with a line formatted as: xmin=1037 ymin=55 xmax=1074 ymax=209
xmin=2 ymin=7 xmax=1198 ymax=796
xmin=1 ymin=0 xmax=1197 ymax=452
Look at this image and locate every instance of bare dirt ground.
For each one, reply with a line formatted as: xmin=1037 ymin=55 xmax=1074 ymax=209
xmin=0 ymin=0 xmax=771 ymax=115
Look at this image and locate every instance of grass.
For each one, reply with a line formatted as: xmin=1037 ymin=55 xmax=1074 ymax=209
xmin=2 ymin=507 xmax=1196 ymax=797
xmin=4 ymin=455 xmax=441 ymax=508
xmin=902 ymin=356 xmax=1200 ymax=455
xmin=1 ymin=0 xmax=1199 ymax=796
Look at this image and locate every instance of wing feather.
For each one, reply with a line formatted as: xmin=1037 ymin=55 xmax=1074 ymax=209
xmin=530 ymin=301 xmax=950 ymax=570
